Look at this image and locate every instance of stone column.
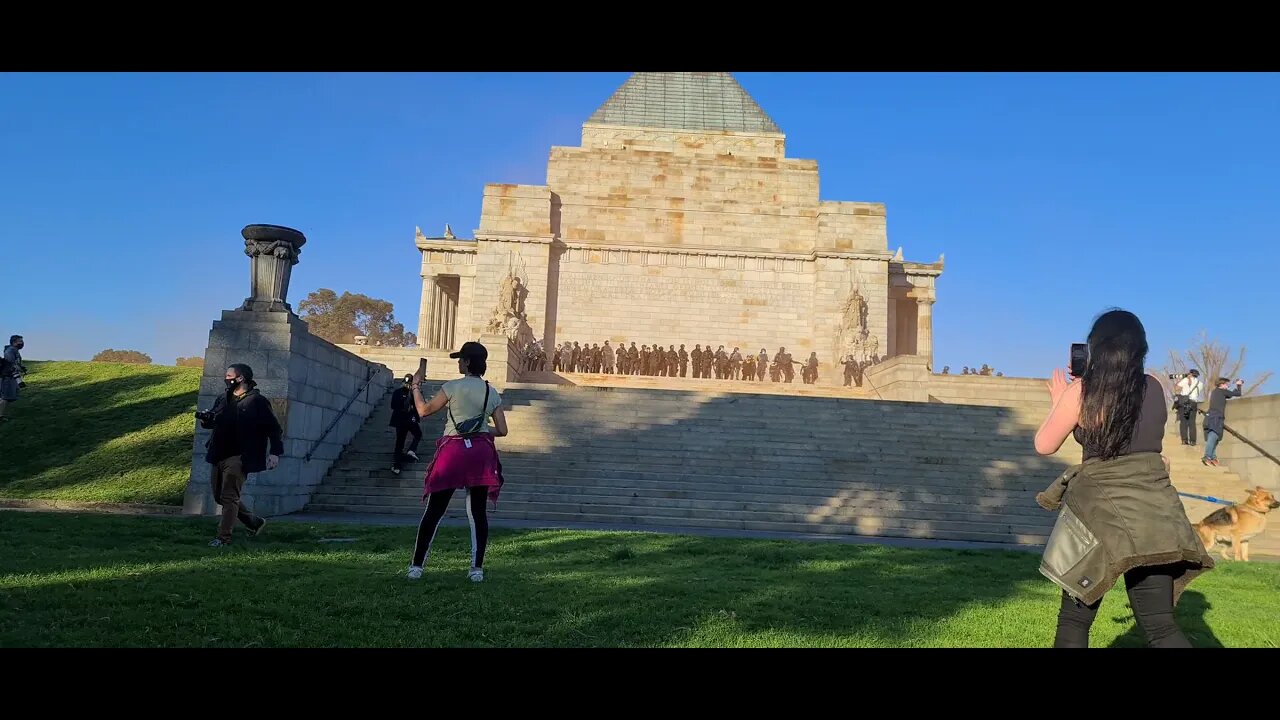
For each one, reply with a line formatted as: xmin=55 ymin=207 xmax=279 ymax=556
xmin=431 ymin=279 xmax=444 ymax=349
xmin=417 ymin=275 xmax=432 ymax=346
xmin=916 ymin=298 xmax=934 ymax=371
xmin=886 ymin=296 xmax=898 ymax=357
xmin=437 ymin=280 xmax=448 ymax=349
xmin=241 ymin=224 xmax=306 ymax=312
xmin=442 ymin=286 xmax=453 ymax=351
xmin=445 ymin=290 xmax=457 ymax=350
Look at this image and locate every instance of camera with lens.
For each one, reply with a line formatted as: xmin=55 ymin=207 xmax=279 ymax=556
xmin=1168 ymin=373 xmax=1186 ymax=381
xmin=194 ymin=407 xmax=221 ymax=425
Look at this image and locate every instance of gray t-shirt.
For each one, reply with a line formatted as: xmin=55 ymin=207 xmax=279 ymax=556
xmin=441 ymin=376 xmax=502 ymax=436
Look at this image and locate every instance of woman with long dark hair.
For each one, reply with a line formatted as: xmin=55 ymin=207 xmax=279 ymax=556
xmin=405 ymin=341 xmax=508 ymax=583
xmin=1034 ymin=309 xmax=1214 ymax=648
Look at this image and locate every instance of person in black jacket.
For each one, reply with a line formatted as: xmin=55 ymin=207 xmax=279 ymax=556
xmin=1202 ymin=377 xmax=1243 ymax=466
xmin=389 ymin=374 xmax=422 ymax=475
xmin=197 ymin=363 xmax=283 ymax=547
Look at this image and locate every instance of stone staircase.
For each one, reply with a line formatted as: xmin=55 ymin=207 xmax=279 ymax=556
xmin=303 ymin=381 xmax=1276 ymax=554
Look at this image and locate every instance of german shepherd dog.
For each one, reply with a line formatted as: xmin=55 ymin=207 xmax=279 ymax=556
xmin=1193 ymin=487 xmax=1280 ymax=562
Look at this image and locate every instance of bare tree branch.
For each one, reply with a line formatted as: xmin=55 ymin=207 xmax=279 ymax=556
xmin=1245 ymin=371 xmax=1273 ymax=397
xmin=1162 ymin=330 xmax=1272 ymax=397
xmin=1223 ymin=346 xmax=1246 ymax=381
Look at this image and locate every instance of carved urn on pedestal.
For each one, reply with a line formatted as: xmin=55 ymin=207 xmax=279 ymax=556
xmin=241 ymin=224 xmax=307 ymax=312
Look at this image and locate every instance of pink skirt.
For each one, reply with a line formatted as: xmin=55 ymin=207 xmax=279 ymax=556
xmin=422 ymin=433 xmax=505 ymax=505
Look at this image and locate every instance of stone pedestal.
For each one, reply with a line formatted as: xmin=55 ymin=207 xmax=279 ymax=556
xmin=478 ymin=333 xmax=523 ymax=383
xmin=186 ymin=223 xmax=391 ymax=521
xmin=184 ymin=309 xmax=392 ymax=518
xmin=241 ymin=224 xmax=306 ymax=313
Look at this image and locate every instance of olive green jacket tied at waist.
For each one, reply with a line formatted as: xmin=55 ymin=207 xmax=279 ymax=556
xmin=1036 ymin=452 xmax=1214 ymax=606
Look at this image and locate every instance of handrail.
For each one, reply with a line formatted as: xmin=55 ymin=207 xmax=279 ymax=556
xmin=305 ymin=367 xmax=377 ymax=463
xmin=1196 ymin=407 xmax=1280 ymax=469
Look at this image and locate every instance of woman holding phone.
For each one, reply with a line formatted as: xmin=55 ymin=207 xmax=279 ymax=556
xmin=1034 ymin=309 xmax=1214 ymax=648
xmin=405 ymin=341 xmax=508 ymax=583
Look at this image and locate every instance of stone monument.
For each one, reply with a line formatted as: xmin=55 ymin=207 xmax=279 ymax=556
xmin=409 ymin=73 xmax=943 ymax=385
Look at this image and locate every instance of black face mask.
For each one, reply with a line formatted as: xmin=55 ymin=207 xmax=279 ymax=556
xmin=225 ymin=378 xmax=241 ymax=391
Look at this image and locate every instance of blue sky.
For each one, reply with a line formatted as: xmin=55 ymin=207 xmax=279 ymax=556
xmin=2 ymin=72 xmax=1276 ymax=390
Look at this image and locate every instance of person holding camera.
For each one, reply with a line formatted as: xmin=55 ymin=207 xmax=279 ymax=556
xmin=0 ymin=335 xmax=27 ymax=423
xmin=1173 ymin=369 xmax=1205 ymax=446
xmin=1034 ymin=309 xmax=1214 ymax=648
xmin=1202 ymin=377 xmax=1244 ymax=466
xmin=405 ymin=341 xmax=508 ymax=583
xmin=389 ymin=374 xmax=422 ymax=475
xmin=197 ymin=363 xmax=283 ymax=547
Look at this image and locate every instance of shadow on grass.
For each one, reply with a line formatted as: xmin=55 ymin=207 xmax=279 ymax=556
xmin=1105 ymin=590 xmax=1225 ymax=648
xmin=0 ymin=364 xmax=198 ymax=502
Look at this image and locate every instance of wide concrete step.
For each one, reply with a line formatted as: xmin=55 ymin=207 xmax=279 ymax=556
xmin=515 ymin=371 xmax=883 ymax=398
xmin=301 ymin=502 xmax=1051 ymax=546
xmin=342 ymin=446 xmax=1252 ymax=481
xmin=363 ymin=399 xmax=1052 ymax=420
xmin=498 ymin=404 xmax=1051 ymax=424
xmin=353 ymin=429 xmax=1050 ymax=448
xmin=338 ymin=448 xmax=1058 ymax=470
xmin=317 ymin=480 xmax=1049 ymax=516
xmin=316 ymin=474 xmax=1258 ymax=526
xmin=359 ymin=419 xmax=1053 ymax=439
xmin=348 ymin=445 xmax=1060 ymax=466
xmin=346 ymin=435 xmax=1058 ymax=455
xmin=308 ymin=497 xmax=1052 ymax=534
xmin=321 ymin=471 xmax=1048 ymax=500
xmin=311 ymin=484 xmax=1051 ymax=519
xmin=329 ymin=460 xmax=1057 ymax=490
xmin=500 ymin=392 xmax=1046 ymax=410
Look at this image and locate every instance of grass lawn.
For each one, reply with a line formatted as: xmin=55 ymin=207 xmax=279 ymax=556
xmin=1 ymin=512 xmax=1276 ymax=647
xmin=0 ymin=361 xmax=200 ymax=504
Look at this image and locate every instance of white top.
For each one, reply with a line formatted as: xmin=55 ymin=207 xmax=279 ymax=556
xmin=1175 ymin=375 xmax=1205 ymax=403
xmin=440 ymin=376 xmax=503 ymax=436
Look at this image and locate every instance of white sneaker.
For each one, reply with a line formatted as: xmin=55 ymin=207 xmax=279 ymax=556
xmin=467 ymin=568 xmax=484 ymax=583
xmin=391 ymin=466 xmax=401 ymax=475
xmin=407 ymin=565 xmax=424 ymax=580
xmin=405 ymin=450 xmax=420 ymax=461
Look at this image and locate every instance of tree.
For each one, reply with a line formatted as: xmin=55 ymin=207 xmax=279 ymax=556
xmin=92 ymin=349 xmax=152 ymax=364
xmin=297 ymin=288 xmax=418 ymax=347
xmin=1163 ymin=330 xmax=1273 ymax=397
xmin=175 ymin=356 xmax=204 ymax=368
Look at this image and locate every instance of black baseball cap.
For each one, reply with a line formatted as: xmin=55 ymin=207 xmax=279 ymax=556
xmin=449 ymin=341 xmax=488 ymax=361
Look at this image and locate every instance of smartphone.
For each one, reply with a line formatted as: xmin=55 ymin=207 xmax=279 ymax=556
xmin=1069 ymin=343 xmax=1089 ymax=378
xmin=413 ymin=358 xmax=428 ymax=385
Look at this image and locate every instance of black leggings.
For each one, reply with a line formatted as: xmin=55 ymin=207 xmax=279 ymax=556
xmin=1054 ymin=564 xmax=1192 ymax=648
xmin=410 ymin=487 xmax=490 ymax=569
